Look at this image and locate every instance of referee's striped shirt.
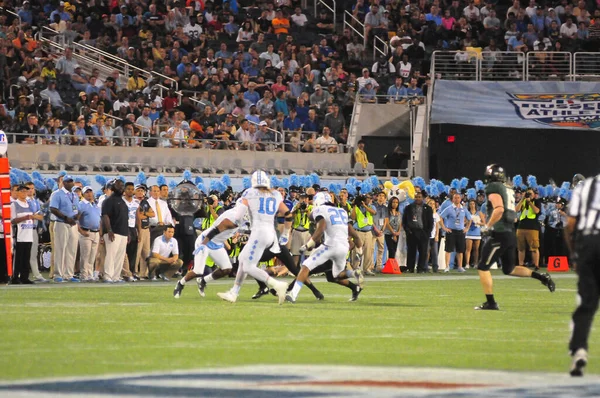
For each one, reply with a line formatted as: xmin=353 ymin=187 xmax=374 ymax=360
xmin=568 ymin=176 xmax=600 ymax=234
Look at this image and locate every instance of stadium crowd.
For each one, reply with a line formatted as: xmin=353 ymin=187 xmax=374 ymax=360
xmin=3 ymin=169 xmax=575 ymax=286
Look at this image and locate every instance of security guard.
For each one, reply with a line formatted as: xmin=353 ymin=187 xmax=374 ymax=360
xmin=565 ymin=175 xmax=600 ymax=376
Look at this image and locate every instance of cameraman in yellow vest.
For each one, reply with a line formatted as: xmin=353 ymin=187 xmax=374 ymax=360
xmin=351 ymin=191 xmax=377 ymax=274
xmin=289 ymin=187 xmax=315 ymax=264
xmin=516 ymin=188 xmax=542 ymax=270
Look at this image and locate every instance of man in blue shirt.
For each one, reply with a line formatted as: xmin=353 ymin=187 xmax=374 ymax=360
xmin=50 ymin=175 xmax=80 ymax=282
xmin=50 ymin=2 xmax=71 ymax=22
xmin=243 ymin=82 xmax=261 ymax=106
xmin=283 ymin=108 xmax=302 ymax=131
xmin=18 ymin=1 xmax=33 ymax=25
xmin=425 ymin=6 xmax=443 ymax=26
xmin=78 ymin=186 xmax=101 ymax=282
xmin=387 ymin=77 xmax=408 ymax=102
xmin=439 ymin=193 xmax=471 ymax=272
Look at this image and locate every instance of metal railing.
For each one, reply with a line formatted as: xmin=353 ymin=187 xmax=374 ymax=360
xmin=39 ymin=27 xmax=179 ymax=91
xmin=431 ymin=50 xmax=600 ymax=81
xmin=6 ymin=133 xmax=346 ymax=154
xmin=357 ymin=94 xmax=426 ymax=104
xmin=343 ymin=10 xmax=365 ymax=44
xmin=373 ymin=35 xmax=388 ymax=59
xmin=0 ymin=7 xmax=22 ymax=27
xmin=314 ymin=0 xmax=336 ymax=29
xmin=573 ymin=52 xmax=600 ymax=81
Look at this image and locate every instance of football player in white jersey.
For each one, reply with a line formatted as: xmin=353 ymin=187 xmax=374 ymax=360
xmin=216 ymin=170 xmax=293 ymax=304
xmin=286 ymin=191 xmax=364 ymax=303
xmin=172 ymin=204 xmax=244 ymax=299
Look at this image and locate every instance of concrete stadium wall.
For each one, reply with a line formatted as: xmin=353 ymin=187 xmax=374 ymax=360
xmin=8 ymin=144 xmax=351 ymax=173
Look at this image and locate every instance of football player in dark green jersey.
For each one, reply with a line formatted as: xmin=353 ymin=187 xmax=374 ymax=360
xmin=475 ymin=164 xmax=556 ymax=310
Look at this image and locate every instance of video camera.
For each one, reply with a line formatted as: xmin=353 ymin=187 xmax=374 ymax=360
xmin=352 ymin=187 xmax=367 ymax=207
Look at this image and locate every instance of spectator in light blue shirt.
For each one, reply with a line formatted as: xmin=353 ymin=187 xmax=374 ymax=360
xmin=406 ymin=78 xmax=423 ymax=96
xmin=439 ymin=193 xmax=471 ymax=273
xmin=243 ymin=83 xmax=261 ymax=105
xmin=116 ymin=5 xmax=134 ymax=27
xmin=387 ymin=77 xmax=408 ymax=102
xmin=50 ymin=3 xmax=71 ymax=22
xmin=18 ymin=2 xmax=33 ymax=25
xmin=425 ymin=6 xmax=443 ymax=26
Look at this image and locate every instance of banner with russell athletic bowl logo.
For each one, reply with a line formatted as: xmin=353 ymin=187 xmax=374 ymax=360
xmin=431 ymin=81 xmax=600 ymax=129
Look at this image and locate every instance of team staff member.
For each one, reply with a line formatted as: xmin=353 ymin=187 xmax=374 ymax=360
xmin=148 ymin=185 xmax=173 ymax=245
xmin=11 ymin=184 xmax=43 ymax=284
xmin=77 ymin=186 xmax=101 ymax=282
xmin=516 ymin=187 xmax=542 ymax=270
xmin=402 ymin=191 xmax=434 ymax=273
xmin=123 ymin=182 xmax=140 ymax=277
xmin=135 ymin=184 xmax=154 ymax=279
xmin=149 ymin=225 xmax=183 ymax=280
xmin=352 ymin=192 xmax=377 ymax=275
xmin=25 ymin=181 xmax=47 ymax=282
xmin=565 ymin=175 xmax=600 ymax=376
xmin=475 ymin=164 xmax=555 ymax=312
xmin=439 ymin=193 xmax=472 ymax=273
xmin=102 ymin=179 xmax=129 ymax=283
xmin=50 ymin=175 xmax=80 ymax=283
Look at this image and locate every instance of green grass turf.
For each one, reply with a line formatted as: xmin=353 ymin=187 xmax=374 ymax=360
xmin=0 ymin=271 xmax=589 ymax=380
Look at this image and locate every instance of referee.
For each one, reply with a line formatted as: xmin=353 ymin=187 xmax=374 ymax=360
xmin=565 ymin=175 xmax=600 ymax=376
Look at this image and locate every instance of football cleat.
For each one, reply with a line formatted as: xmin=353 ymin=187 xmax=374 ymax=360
xmin=354 ymin=268 xmax=365 ymax=287
xmin=313 ymin=290 xmax=325 ymax=301
xmin=217 ymin=291 xmax=237 ymax=303
xmin=273 ymin=281 xmax=288 ymax=305
xmin=540 ymin=273 xmax=556 ymax=292
xmin=173 ymin=281 xmax=184 ymax=299
xmin=474 ymin=302 xmax=500 ymax=310
xmin=252 ymin=287 xmax=270 ymax=300
xmin=570 ymin=348 xmax=588 ymax=377
xmin=350 ymin=286 xmax=362 ymax=302
xmin=285 ymin=294 xmax=295 ymax=304
xmin=197 ymin=278 xmax=206 ymax=297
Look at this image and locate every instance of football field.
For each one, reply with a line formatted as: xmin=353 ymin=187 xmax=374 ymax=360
xmin=0 ymin=271 xmax=598 ymax=397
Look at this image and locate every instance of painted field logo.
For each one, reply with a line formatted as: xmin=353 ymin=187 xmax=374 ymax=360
xmin=509 ymin=93 xmax=600 ymax=129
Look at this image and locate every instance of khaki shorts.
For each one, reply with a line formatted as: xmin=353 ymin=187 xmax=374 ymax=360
xmin=516 ymin=229 xmax=540 ymax=251
xmin=290 ymin=229 xmax=311 ymax=255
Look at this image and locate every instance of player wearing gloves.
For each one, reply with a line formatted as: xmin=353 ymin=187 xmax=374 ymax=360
xmin=286 ymin=192 xmax=364 ymax=303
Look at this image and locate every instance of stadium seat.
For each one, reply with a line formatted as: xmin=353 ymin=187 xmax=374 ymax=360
xmin=280 ymin=159 xmax=295 ymax=175
xmin=366 ymin=163 xmax=375 ymax=175
xmin=36 ymin=152 xmax=50 ymax=171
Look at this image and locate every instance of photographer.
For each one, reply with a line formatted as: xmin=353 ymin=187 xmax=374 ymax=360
xmin=201 ymin=194 xmax=224 ymax=231
xmin=515 ymin=188 xmax=542 ymax=270
xmin=351 ymin=190 xmax=377 ymax=275
xmin=289 ymin=189 xmax=314 ymax=264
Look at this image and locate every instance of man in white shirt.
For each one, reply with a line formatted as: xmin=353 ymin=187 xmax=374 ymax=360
xmin=291 ymin=7 xmax=308 ymax=27
xmin=135 ymin=105 xmax=153 ymax=136
xmin=315 ymin=127 xmax=338 ymax=153
xmin=463 ymin=1 xmax=480 ymax=21
xmin=148 ymin=225 xmax=183 ymax=280
xmin=356 ymin=68 xmax=380 ymax=90
xmin=148 ymin=185 xmax=173 ymax=245
xmin=259 ymin=44 xmax=281 ymax=67
xmin=235 ymin=119 xmax=253 ymax=150
xmin=560 ymin=17 xmax=577 ymax=39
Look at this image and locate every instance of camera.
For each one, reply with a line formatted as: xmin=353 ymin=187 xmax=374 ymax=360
xmin=524 ymin=192 xmax=531 ymax=199
xmin=299 ymin=202 xmax=307 ymax=211
xmin=353 ymin=187 xmax=366 ymax=207
xmin=206 ymin=196 xmax=215 ymax=206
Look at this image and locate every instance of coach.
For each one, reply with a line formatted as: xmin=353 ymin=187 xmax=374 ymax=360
xmin=402 ymin=191 xmax=434 ymax=273
xmin=50 ymin=175 xmax=80 ymax=282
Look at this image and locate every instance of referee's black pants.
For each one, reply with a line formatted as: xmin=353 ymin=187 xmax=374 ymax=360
xmin=0 ymin=238 xmax=7 ymax=283
xmin=570 ymin=235 xmax=600 ymax=354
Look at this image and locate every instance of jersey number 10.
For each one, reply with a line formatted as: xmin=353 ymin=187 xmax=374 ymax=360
xmin=258 ymin=197 xmax=277 ymax=215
